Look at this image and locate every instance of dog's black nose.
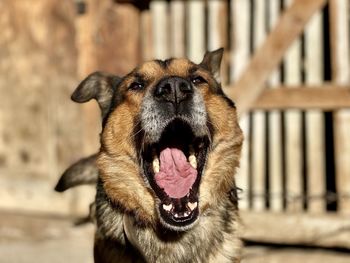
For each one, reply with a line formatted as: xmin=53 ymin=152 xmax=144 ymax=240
xmin=154 ymin=77 xmax=193 ymax=104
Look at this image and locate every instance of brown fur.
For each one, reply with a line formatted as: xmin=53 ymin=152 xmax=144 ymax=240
xmin=56 ymin=49 xmax=243 ymax=262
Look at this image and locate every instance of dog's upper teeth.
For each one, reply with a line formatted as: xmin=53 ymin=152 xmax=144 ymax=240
xmin=188 ymin=201 xmax=198 ymax=211
xmin=188 ymin=146 xmax=197 ymax=169
xmin=153 ymin=157 xmax=160 ymax=173
xmin=188 ymin=154 xmax=197 ymax=169
xmin=162 ymin=203 xmax=173 ymax=211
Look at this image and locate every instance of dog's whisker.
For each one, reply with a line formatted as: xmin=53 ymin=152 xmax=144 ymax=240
xmin=129 ymin=119 xmax=143 ymax=139
xmin=130 ymin=127 xmax=143 ymax=138
xmin=206 ymin=119 xmax=221 ymax=133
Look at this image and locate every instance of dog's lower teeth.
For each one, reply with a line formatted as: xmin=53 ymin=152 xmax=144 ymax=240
xmin=162 ymin=203 xmax=173 ymax=211
xmin=184 ymin=211 xmax=189 ymax=217
xmin=188 ymin=154 xmax=197 ymax=169
xmin=188 ymin=201 xmax=198 ymax=211
xmin=153 ymin=157 xmax=160 ymax=173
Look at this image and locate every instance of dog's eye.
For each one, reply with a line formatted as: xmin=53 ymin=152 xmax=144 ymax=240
xmin=129 ymin=82 xmax=144 ymax=91
xmin=191 ymin=76 xmax=206 ymax=85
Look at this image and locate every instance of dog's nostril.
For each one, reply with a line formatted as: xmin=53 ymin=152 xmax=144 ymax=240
xmin=154 ymin=78 xmax=193 ymax=103
xmin=179 ymin=82 xmax=193 ymax=94
xmin=155 ymin=83 xmax=172 ymax=97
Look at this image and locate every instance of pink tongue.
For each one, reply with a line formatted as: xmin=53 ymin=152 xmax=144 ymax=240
xmin=154 ymin=148 xmax=197 ymax=199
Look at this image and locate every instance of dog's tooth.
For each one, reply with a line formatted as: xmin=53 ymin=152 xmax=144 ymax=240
xmin=174 ymin=213 xmax=179 ymax=218
xmin=188 ymin=201 xmax=198 ymax=211
xmin=188 ymin=155 xmax=197 ymax=169
xmin=153 ymin=157 xmax=160 ymax=173
xmin=184 ymin=211 xmax=189 ymax=217
xmin=188 ymin=145 xmax=197 ymax=168
xmin=162 ymin=203 xmax=173 ymax=212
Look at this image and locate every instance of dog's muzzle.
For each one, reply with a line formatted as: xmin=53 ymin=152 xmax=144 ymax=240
xmin=138 ymin=77 xmax=211 ymax=231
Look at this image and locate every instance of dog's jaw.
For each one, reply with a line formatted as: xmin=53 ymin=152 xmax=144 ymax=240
xmin=139 ymin=84 xmax=211 ymax=231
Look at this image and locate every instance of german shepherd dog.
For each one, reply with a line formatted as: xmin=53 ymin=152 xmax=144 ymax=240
xmin=55 ymin=48 xmax=243 ymax=263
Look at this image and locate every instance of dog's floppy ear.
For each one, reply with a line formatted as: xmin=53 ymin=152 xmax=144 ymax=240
xmin=71 ymin=72 xmax=122 ymax=120
xmin=55 ymin=72 xmax=121 ymax=193
xmin=54 ymin=154 xmax=98 ymax=192
xmin=199 ymin=48 xmax=224 ymax=82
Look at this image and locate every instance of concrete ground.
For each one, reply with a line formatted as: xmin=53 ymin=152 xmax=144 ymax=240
xmin=0 ymin=212 xmax=349 ymax=263
xmin=0 ymin=212 xmax=94 ymax=263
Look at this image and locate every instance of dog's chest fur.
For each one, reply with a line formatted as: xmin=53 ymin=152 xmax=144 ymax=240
xmin=95 ymin=183 xmax=242 ymax=263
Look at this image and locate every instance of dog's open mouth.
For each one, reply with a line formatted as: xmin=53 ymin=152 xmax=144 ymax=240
xmin=141 ymin=119 xmax=210 ymax=230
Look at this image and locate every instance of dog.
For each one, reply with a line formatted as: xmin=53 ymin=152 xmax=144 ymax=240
xmin=55 ymin=48 xmax=243 ymax=263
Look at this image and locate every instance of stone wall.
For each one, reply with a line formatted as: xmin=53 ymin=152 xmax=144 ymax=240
xmin=0 ymin=0 xmax=89 ymax=216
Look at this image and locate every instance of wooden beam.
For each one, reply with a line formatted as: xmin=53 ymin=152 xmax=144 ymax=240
xmin=223 ymin=0 xmax=327 ymax=116
xmin=247 ymin=86 xmax=350 ymax=110
xmin=241 ymin=211 xmax=350 ymax=249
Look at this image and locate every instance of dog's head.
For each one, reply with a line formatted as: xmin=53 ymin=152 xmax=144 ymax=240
xmin=75 ymin=49 xmax=243 ymax=231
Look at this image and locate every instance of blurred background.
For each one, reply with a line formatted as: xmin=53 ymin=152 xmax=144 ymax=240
xmin=0 ymin=0 xmax=349 ymax=262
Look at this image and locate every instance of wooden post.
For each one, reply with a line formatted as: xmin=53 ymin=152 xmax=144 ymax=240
xmin=304 ymin=8 xmax=326 ymax=213
xmin=268 ymin=0 xmax=283 ymax=212
xmin=330 ymin=0 xmax=350 ymax=214
xmin=284 ymin=0 xmax=303 ymax=212
xmin=251 ymin=0 xmax=266 ymax=212
xmin=170 ymin=0 xmax=185 ymax=58
xmin=140 ymin=8 xmax=154 ymax=61
xmin=187 ymin=0 xmax=205 ymax=63
xmin=208 ymin=0 xmax=229 ymax=84
xmin=231 ymin=0 xmax=251 ymax=210
xmin=151 ymin=0 xmax=169 ymax=59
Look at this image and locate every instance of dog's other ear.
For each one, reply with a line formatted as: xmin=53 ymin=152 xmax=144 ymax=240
xmin=199 ymin=48 xmax=224 ymax=82
xmin=71 ymin=72 xmax=122 ymax=120
xmin=54 ymin=154 xmax=98 ymax=192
